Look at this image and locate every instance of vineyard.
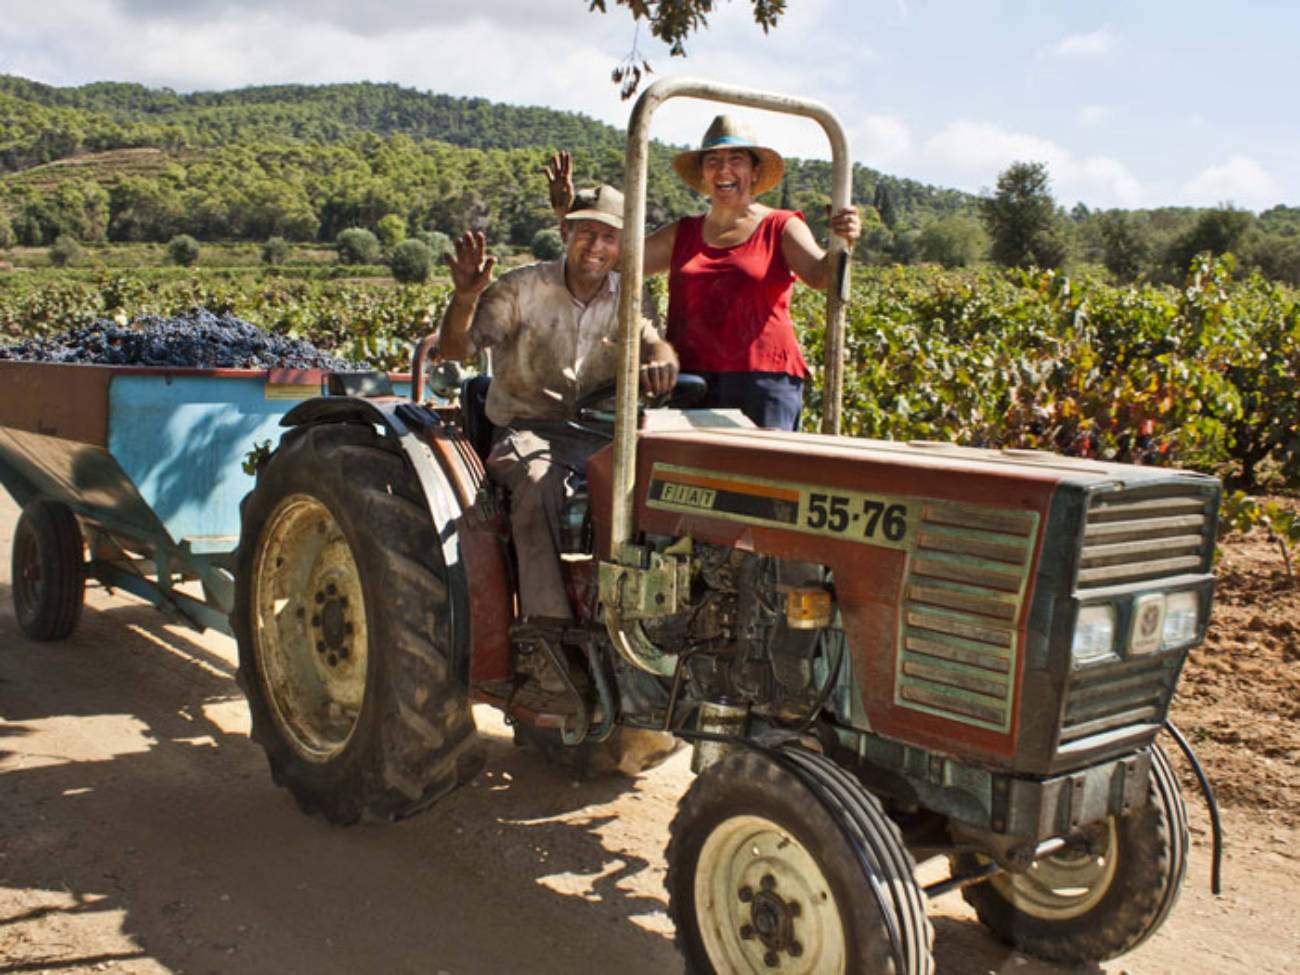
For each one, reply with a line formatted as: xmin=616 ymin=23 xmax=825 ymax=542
xmin=2 ymin=256 xmax=1297 ymax=502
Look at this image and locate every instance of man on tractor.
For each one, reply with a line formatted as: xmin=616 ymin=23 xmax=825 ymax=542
xmin=438 ymin=185 xmax=679 ymax=650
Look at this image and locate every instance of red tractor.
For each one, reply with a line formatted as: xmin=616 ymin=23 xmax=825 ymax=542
xmin=232 ymin=81 xmax=1218 ymax=974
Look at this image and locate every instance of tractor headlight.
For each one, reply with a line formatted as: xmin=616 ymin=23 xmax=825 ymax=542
xmin=1160 ymin=591 xmax=1199 ymax=648
xmin=1071 ymin=604 xmax=1116 ymax=661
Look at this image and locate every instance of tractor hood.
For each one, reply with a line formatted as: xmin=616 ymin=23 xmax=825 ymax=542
xmin=585 ymin=413 xmax=1219 ymax=772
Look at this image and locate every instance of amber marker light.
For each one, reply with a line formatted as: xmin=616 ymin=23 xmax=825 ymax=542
xmin=786 ymin=588 xmax=833 ymax=629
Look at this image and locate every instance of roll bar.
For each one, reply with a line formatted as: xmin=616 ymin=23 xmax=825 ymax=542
xmin=609 ymin=78 xmax=852 ymax=558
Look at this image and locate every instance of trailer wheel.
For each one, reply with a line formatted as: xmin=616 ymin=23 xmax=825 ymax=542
xmin=957 ymin=743 xmax=1188 ymax=964
xmin=233 ymin=422 xmax=481 ymax=825
xmin=12 ymin=500 xmax=85 ymax=641
xmin=667 ymin=747 xmax=934 ymax=975
xmin=512 ymin=723 xmax=682 ymax=780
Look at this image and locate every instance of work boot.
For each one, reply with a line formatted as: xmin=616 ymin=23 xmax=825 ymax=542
xmin=515 ymin=645 xmax=569 ymax=694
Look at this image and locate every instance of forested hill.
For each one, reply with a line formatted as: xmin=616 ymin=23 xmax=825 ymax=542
xmin=0 ymin=75 xmax=973 ymax=250
xmin=0 ymin=76 xmax=624 ymax=157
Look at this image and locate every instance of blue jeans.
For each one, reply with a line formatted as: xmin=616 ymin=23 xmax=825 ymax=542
xmin=696 ymin=371 xmax=804 ymax=431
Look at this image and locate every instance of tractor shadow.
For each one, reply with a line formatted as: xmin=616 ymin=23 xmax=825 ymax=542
xmin=929 ymin=915 xmax=1106 ymax=974
xmin=0 ymin=579 xmax=1121 ymax=975
xmin=0 ymin=583 xmax=679 ymax=975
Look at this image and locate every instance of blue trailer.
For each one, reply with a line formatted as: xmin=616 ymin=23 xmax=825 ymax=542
xmin=0 ymin=361 xmax=409 ymax=640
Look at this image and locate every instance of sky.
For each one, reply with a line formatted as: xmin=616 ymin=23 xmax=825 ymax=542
xmin=2 ymin=0 xmax=1298 ymax=211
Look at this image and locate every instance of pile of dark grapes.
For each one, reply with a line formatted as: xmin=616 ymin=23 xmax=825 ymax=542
xmin=0 ymin=309 xmax=366 ymax=370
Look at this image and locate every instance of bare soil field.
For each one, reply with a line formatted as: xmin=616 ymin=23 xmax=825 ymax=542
xmin=1 ymin=489 xmax=1297 ymax=974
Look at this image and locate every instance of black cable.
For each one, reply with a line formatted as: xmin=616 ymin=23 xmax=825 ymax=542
xmin=792 ymin=629 xmax=847 ymax=734
xmin=1163 ymin=719 xmax=1223 ymax=896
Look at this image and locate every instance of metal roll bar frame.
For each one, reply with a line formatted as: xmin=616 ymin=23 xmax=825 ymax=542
xmin=608 ymin=77 xmax=853 ymax=559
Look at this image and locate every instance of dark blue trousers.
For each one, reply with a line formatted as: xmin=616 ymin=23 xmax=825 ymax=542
xmin=695 ymin=371 xmax=804 ymax=431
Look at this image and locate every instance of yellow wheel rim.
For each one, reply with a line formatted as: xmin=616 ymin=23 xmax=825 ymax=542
xmin=695 ymin=814 xmax=847 ymax=974
xmin=252 ymin=495 xmax=369 ymax=762
xmin=991 ymin=820 xmax=1120 ymax=920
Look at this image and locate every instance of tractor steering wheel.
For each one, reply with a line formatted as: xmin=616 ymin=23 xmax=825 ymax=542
xmin=574 ymin=373 xmax=708 ymax=420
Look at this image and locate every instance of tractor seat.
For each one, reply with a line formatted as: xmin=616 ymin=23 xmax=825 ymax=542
xmin=460 ymin=374 xmax=496 ymax=463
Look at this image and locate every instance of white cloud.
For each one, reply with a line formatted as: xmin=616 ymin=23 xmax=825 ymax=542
xmin=109 ymin=0 xmax=585 ymax=36
xmin=1045 ymin=29 xmax=1116 ymax=58
xmin=927 ymin=121 xmax=1067 ymax=174
xmin=1077 ymin=105 xmax=1112 ymax=127
xmin=1185 ymin=156 xmax=1280 ymax=207
xmin=924 ymin=120 xmax=1143 ymax=207
xmin=0 ymin=1 xmax=647 ymax=115
xmin=853 ymin=114 xmax=912 ymax=166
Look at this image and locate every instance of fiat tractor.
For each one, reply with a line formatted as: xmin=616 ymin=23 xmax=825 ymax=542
xmin=229 ymin=80 xmax=1220 ymax=974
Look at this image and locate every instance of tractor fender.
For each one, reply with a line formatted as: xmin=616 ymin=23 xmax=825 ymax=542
xmin=280 ymin=395 xmax=514 ymax=685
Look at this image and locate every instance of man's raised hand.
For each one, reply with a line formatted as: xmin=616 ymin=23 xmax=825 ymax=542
xmin=445 ymin=230 xmax=497 ymax=297
xmin=544 ymin=150 xmax=575 ymax=219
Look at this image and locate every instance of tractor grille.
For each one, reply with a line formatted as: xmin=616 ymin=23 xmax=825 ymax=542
xmin=1058 ymin=656 xmax=1178 ymax=750
xmin=1077 ymin=484 xmax=1214 ymax=590
xmin=895 ymin=503 xmax=1039 ymax=732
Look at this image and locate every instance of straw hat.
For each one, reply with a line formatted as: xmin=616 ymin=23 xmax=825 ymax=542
xmin=564 ymin=184 xmax=624 ymax=229
xmin=671 ymin=115 xmax=785 ymax=196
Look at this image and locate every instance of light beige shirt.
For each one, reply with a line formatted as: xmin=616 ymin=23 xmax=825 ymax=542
xmin=467 ymin=259 xmax=661 ymax=426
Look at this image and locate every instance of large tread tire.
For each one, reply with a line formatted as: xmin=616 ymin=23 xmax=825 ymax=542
xmin=667 ymin=747 xmax=934 ymax=975
xmin=959 ymin=743 xmax=1188 ymax=964
xmin=512 ymin=723 xmax=682 ymax=780
xmin=12 ymin=500 xmax=85 ymax=642
xmin=233 ymin=422 xmax=481 ymax=825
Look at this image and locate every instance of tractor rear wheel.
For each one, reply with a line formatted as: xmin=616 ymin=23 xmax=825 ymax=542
xmin=233 ymin=422 xmax=481 ymax=824
xmin=957 ymin=743 xmax=1188 ymax=964
xmin=12 ymin=499 xmax=85 ymax=641
xmin=666 ymin=747 xmax=934 ymax=974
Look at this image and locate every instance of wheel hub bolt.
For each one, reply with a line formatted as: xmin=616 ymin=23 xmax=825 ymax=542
xmin=739 ymin=924 xmax=755 ymax=941
xmin=788 ymin=941 xmax=803 ymax=958
xmin=738 ymin=886 xmax=753 ymax=903
xmin=753 ymin=900 xmax=782 ymax=938
xmin=316 ymin=640 xmax=326 ymax=653
xmin=327 ymin=582 xmax=337 ymax=596
xmin=327 ymin=653 xmax=338 ymax=667
xmin=787 ymin=900 xmax=801 ymax=917
xmin=311 ymin=614 xmax=321 ymax=627
xmin=315 ymin=591 xmax=325 ymax=604
xmin=761 ymin=874 xmax=776 ymax=891
xmin=764 ymin=950 xmax=779 ymax=968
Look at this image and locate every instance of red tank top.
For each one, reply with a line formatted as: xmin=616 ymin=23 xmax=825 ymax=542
xmin=666 ymin=209 xmax=810 ymax=378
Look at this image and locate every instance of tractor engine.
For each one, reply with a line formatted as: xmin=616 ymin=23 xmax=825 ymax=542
xmin=641 ymin=543 xmax=832 ymax=721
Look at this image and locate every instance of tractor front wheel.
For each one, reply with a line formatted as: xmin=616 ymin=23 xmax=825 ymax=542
xmin=957 ymin=743 xmax=1188 ymax=964
xmin=667 ymin=747 xmax=934 ymax=974
xmin=233 ymin=422 xmax=481 ymax=824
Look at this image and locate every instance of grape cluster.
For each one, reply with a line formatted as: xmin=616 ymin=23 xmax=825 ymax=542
xmin=0 ymin=309 xmax=366 ymax=371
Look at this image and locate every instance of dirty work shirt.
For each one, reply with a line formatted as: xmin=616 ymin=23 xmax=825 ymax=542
xmin=466 ymin=258 xmax=660 ymax=427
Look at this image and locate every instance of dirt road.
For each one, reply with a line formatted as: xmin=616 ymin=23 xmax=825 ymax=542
xmin=1 ymin=489 xmax=1296 ymax=974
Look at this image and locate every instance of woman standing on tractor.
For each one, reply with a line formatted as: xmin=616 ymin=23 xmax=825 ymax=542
xmin=547 ymin=115 xmax=860 ymax=430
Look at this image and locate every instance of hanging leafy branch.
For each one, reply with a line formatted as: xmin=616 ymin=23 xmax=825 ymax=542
xmin=589 ymin=0 xmax=788 ymax=96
